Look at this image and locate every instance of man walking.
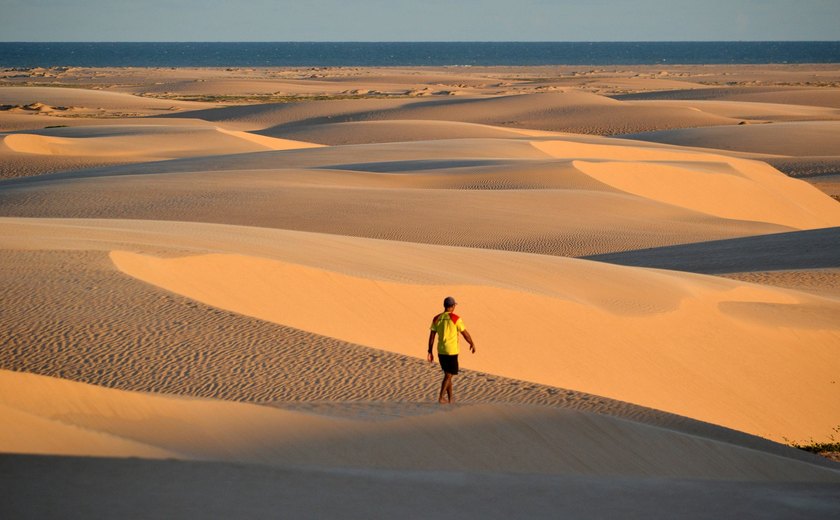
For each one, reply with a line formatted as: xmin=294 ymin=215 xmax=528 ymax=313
xmin=428 ymin=296 xmax=475 ymax=404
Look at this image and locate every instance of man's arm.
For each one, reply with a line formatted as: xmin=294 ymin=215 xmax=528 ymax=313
xmin=461 ymin=330 xmax=476 ymax=353
xmin=427 ymin=330 xmax=436 ymax=362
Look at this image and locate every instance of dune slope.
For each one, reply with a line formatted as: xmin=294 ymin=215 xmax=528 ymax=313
xmin=2 ymin=370 xmax=837 ymax=482
xmin=3 ymin=135 xmax=838 ymax=258
xmin=4 ymin=69 xmax=840 ymax=517
xmin=2 ymin=216 xmax=837 ymax=442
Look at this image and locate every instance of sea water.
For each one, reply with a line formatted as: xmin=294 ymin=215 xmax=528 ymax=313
xmin=1 ymin=41 xmax=839 ymax=68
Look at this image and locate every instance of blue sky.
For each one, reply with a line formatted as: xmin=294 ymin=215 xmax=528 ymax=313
xmin=2 ymin=0 xmax=839 ymax=41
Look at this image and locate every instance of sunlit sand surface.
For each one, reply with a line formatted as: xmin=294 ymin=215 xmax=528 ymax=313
xmin=2 ymin=65 xmax=839 ymax=518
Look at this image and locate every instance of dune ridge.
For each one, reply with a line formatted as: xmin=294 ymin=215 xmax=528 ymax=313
xmin=3 ymin=134 xmax=837 ymax=259
xmin=2 ymin=124 xmax=318 ymax=158
xmin=3 ymin=66 xmax=840 ymax=518
xmin=108 ymin=242 xmax=840 ymax=443
xmin=3 ymin=216 xmax=838 ymax=443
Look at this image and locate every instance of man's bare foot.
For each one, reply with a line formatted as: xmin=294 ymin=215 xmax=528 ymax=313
xmin=438 ymin=398 xmax=449 ymax=404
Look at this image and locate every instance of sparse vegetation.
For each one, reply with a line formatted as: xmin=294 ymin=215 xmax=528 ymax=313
xmin=136 ymin=92 xmax=414 ymax=104
xmin=784 ymin=426 xmax=840 ymax=462
xmin=0 ymin=81 xmax=115 ymax=90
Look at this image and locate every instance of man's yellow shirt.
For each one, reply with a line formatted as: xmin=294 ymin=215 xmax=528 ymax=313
xmin=430 ymin=311 xmax=466 ymax=355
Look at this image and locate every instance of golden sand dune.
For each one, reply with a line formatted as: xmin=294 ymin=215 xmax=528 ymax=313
xmin=619 ymin=121 xmax=840 ymax=181
xmin=2 ymin=124 xmax=319 ymax=159
xmin=699 ymin=87 xmax=840 ymax=109
xmin=266 ymin=119 xmax=544 ymax=145
xmin=0 ymin=123 xmax=320 ymax=179
xmin=136 ymin=77 xmax=462 ymax=98
xmin=570 ymin=159 xmax=838 ymax=229
xmin=624 ymin=99 xmax=840 ymax=123
xmin=11 ymin=237 xmax=808 ymax=456
xmin=2 ymin=370 xmax=836 ymax=481
xmin=3 ymin=68 xmax=840 ymax=517
xmin=720 ymin=88 xmax=840 ymax=109
xmin=170 ymin=91 xmax=738 ymax=137
xmin=584 ymin=227 xmax=840 ymax=275
xmin=0 ymin=165 xmax=797 ymax=258
xmin=614 ymin=86 xmax=840 ymax=108
xmin=0 ymin=86 xmax=213 ymax=113
xmin=723 ymin=269 xmax=840 ymax=299
xmin=1 ymin=217 xmax=837 ymax=442
xmin=108 ymin=243 xmax=840 ymax=443
xmin=621 ymin=121 xmax=840 ymax=157
xmin=3 ymin=135 xmax=835 ymax=257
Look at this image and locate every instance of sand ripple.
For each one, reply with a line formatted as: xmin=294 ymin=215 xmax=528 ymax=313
xmin=1 ymin=248 xmax=836 ymax=470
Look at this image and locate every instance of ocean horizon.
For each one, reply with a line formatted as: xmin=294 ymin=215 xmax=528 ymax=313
xmin=2 ymin=41 xmax=839 ymax=68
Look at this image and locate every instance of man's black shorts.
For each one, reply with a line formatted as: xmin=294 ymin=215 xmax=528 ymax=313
xmin=439 ymin=354 xmax=459 ymax=375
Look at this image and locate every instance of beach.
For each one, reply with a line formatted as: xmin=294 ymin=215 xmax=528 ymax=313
xmin=1 ymin=64 xmax=839 ymax=518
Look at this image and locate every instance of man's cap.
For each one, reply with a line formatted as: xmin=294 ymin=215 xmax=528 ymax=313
xmin=443 ymin=296 xmax=457 ymax=308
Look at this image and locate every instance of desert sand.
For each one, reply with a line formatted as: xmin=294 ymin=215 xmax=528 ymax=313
xmin=1 ymin=65 xmax=839 ymax=518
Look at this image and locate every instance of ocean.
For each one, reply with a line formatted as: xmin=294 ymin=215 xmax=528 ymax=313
xmin=1 ymin=42 xmax=839 ymax=68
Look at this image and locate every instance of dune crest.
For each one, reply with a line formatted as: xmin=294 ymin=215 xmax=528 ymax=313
xmin=2 ymin=125 xmax=319 ymax=159
xmin=572 ymin=159 xmax=840 ymax=229
xmin=109 ymin=246 xmax=840 ymax=443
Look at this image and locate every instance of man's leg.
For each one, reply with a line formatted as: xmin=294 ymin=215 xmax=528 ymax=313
xmin=439 ymin=373 xmax=453 ymax=404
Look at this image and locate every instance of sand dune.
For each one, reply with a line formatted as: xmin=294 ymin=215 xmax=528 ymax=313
xmin=585 ymin=227 xmax=840 ymax=274
xmin=11 ymin=237 xmax=826 ymax=464
xmin=3 ymin=135 xmax=835 ymax=257
xmin=618 ymin=121 xmax=840 ymax=181
xmin=624 ymin=99 xmax=840 ymax=123
xmin=4 ymin=454 xmax=840 ymax=520
xmin=166 ymin=91 xmax=738 ymax=138
xmin=620 ymin=121 xmax=840 ymax=157
xmin=108 ymin=240 xmax=840 ymax=443
xmin=3 ymin=67 xmax=840 ymax=518
xmin=612 ymin=84 xmax=840 ymax=181
xmin=2 ymin=216 xmax=838 ymax=442
xmin=2 ymin=370 xmax=837 ymax=482
xmin=570 ymin=158 xmax=839 ymax=229
xmin=0 ymin=86 xmax=213 ymax=113
xmin=720 ymin=89 xmax=840 ymax=109
xmin=2 ymin=124 xmax=319 ymax=159
xmin=722 ymin=270 xmax=840 ymax=299
xmin=616 ymin=86 xmax=840 ymax=109
xmin=0 ymin=122 xmax=320 ymax=178
xmin=264 ymin=119 xmax=542 ymax=145
xmin=0 ymin=150 xmax=135 ymax=180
